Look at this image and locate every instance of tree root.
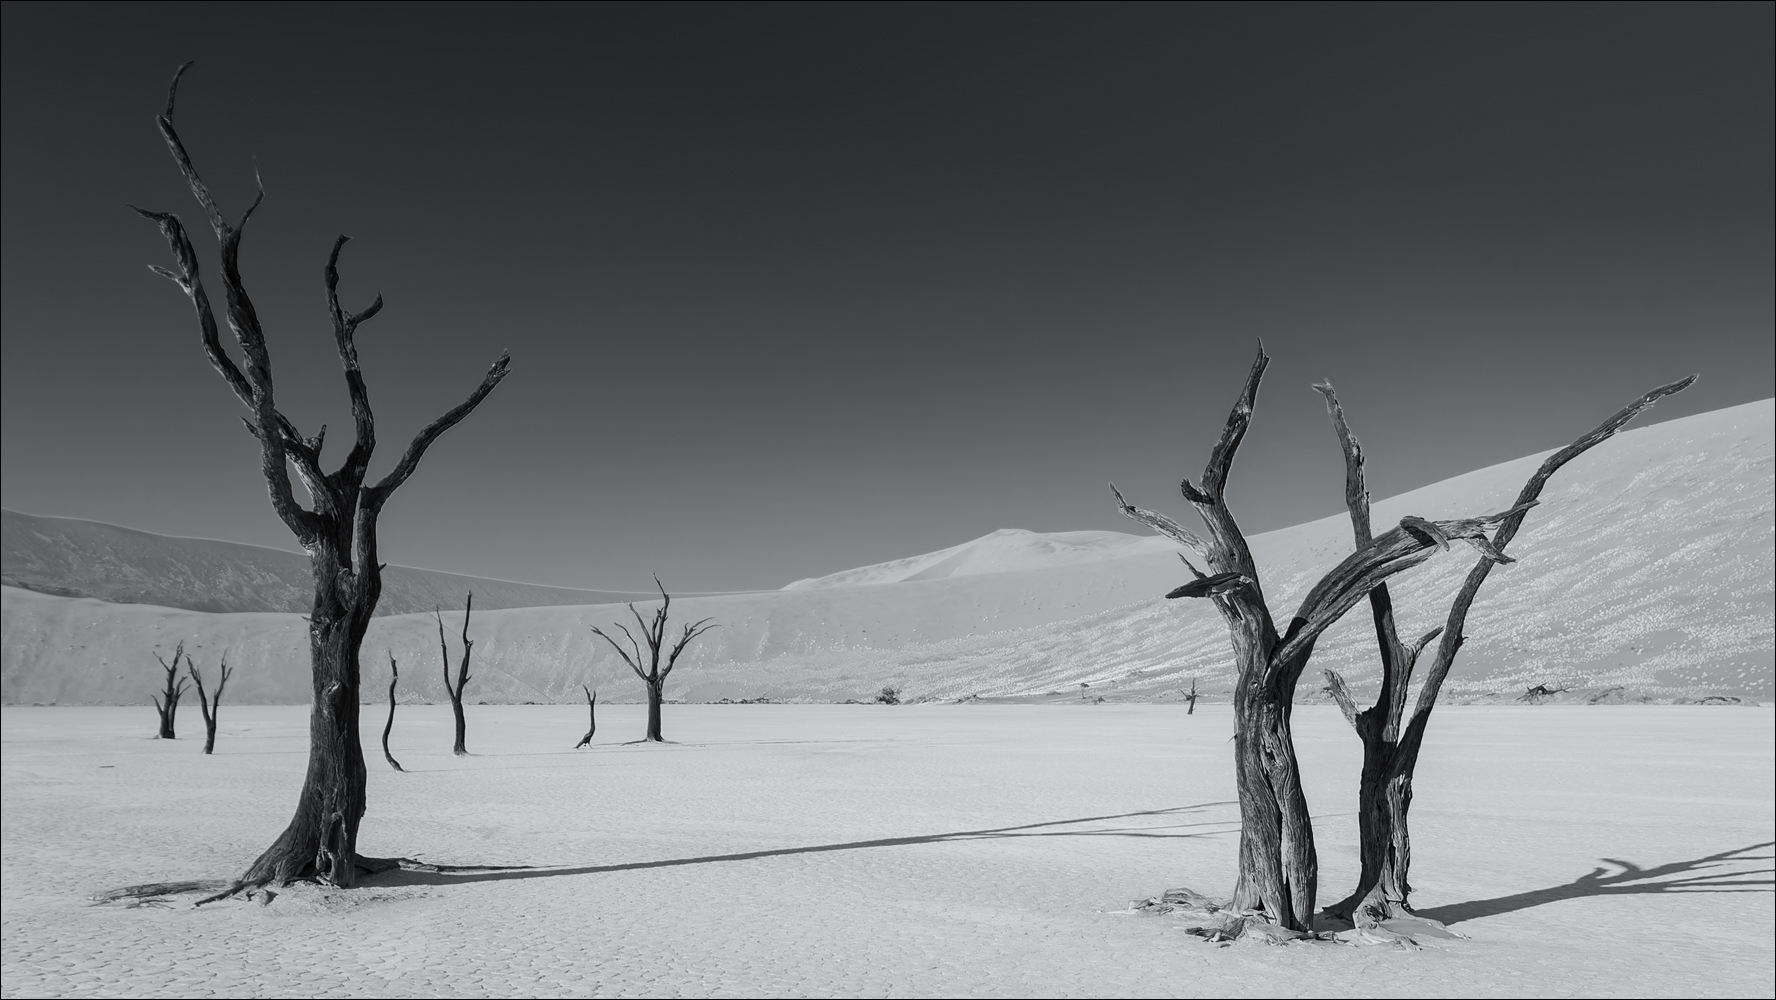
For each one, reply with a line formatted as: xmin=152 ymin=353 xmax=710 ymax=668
xmin=1132 ymin=885 xmax=1462 ymax=948
xmin=94 ymin=855 xmax=538 ymax=908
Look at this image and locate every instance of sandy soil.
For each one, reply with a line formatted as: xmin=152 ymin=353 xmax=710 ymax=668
xmin=2 ymin=704 xmax=1771 ymax=998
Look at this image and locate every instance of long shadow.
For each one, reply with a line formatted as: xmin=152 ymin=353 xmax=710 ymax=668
xmin=1418 ymin=842 xmax=1775 ymax=925
xmin=367 ymin=802 xmax=1239 ymax=888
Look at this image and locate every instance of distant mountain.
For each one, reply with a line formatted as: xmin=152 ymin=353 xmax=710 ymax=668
xmin=3 ymin=400 xmax=1770 ymax=706
xmin=0 ymin=510 xmax=653 ymax=615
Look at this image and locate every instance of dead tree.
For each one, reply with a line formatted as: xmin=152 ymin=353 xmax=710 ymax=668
xmin=590 ymin=579 xmax=716 ymax=742
xmin=121 ymin=63 xmax=509 ymax=897
xmin=151 ymin=642 xmax=190 ymax=739
xmin=186 ymin=653 xmax=233 ymax=754
xmin=436 ymin=595 xmax=475 ymax=756
xmin=1183 ymin=677 xmax=1199 ymax=715
xmin=1516 ymin=683 xmax=1570 ymax=704
xmin=1316 ymin=375 xmax=1693 ymax=927
xmin=382 ymin=653 xmax=404 ymax=772
xmin=575 ymin=685 xmax=597 ymax=748
xmin=1110 ymin=344 xmax=1520 ymax=934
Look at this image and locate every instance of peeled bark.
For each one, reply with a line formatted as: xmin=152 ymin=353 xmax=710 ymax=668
xmin=186 ymin=654 xmax=231 ymax=755
xmin=119 ymin=62 xmax=509 ymax=901
xmin=591 ymin=579 xmax=715 ymax=744
xmin=1316 ymin=375 xmax=1694 ymax=926
xmin=1111 ymin=345 xmax=1520 ymax=934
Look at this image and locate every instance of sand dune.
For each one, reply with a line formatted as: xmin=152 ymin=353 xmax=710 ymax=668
xmin=2 ymin=400 xmax=1769 ymax=706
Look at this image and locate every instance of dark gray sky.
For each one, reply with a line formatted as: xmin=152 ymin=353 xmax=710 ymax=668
xmin=3 ymin=3 xmax=1771 ymax=591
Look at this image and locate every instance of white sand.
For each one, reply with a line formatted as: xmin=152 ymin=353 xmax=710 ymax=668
xmin=3 ymin=704 xmax=1770 ymax=998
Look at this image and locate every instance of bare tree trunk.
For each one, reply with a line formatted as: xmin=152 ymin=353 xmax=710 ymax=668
xmin=645 ymin=681 xmax=665 ymax=742
xmin=1184 ymin=677 xmax=1198 ymax=714
xmin=382 ymin=653 xmax=403 ymax=772
xmin=115 ymin=63 xmax=510 ymax=902
xmin=151 ymin=643 xmax=189 ymax=739
xmin=227 ymin=537 xmax=375 ymax=889
xmin=590 ymin=579 xmax=715 ymax=747
xmin=187 ymin=654 xmax=231 ymax=755
xmin=1316 ymin=375 xmax=1694 ymax=926
xmin=575 ymin=686 xmax=597 ymax=748
xmin=437 ymin=596 xmax=475 ymax=756
xmin=1113 ymin=345 xmax=1525 ymax=936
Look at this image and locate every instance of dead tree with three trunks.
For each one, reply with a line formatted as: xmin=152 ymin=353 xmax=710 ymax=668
xmin=113 ymin=63 xmax=510 ymax=899
xmin=151 ymin=642 xmax=191 ymax=739
xmin=1110 ymin=344 xmax=1527 ymax=936
xmin=1183 ymin=677 xmax=1199 ymax=714
xmin=436 ymin=595 xmax=476 ymax=756
xmin=186 ymin=653 xmax=233 ymax=754
xmin=382 ymin=653 xmax=404 ymax=772
xmin=575 ymin=685 xmax=598 ymax=748
xmin=1316 ymin=375 xmax=1692 ymax=927
xmin=590 ymin=580 xmax=716 ymax=742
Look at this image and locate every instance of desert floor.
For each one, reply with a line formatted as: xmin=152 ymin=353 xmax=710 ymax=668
xmin=3 ymin=704 xmax=1771 ymax=998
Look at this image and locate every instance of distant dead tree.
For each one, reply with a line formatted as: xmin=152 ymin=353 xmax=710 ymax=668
xmin=112 ymin=63 xmax=510 ymax=901
xmin=185 ymin=653 xmax=233 ymax=754
xmin=382 ymin=653 xmax=404 ymax=772
xmin=1316 ymin=375 xmax=1692 ymax=928
xmin=436 ymin=595 xmax=476 ymax=755
xmin=1183 ymin=677 xmax=1199 ymax=715
xmin=1111 ymin=344 xmax=1515 ymax=935
xmin=150 ymin=642 xmax=190 ymax=739
xmin=574 ymin=685 xmax=598 ymax=748
xmin=1516 ymin=683 xmax=1570 ymax=705
xmin=590 ymin=579 xmax=716 ymax=742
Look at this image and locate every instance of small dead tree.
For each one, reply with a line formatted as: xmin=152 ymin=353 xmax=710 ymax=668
xmin=186 ymin=653 xmax=233 ymax=754
xmin=436 ymin=594 xmax=475 ymax=756
xmin=590 ymin=579 xmax=716 ymax=742
xmin=151 ymin=642 xmax=190 ymax=739
xmin=1183 ymin=677 xmax=1199 ymax=715
xmin=1316 ymin=375 xmax=1693 ymax=927
xmin=575 ymin=685 xmax=597 ymax=748
xmin=1111 ymin=344 xmax=1517 ymax=934
xmin=382 ymin=653 xmax=404 ymax=772
xmin=1517 ymin=683 xmax=1569 ymax=705
xmin=109 ymin=63 xmax=510 ymax=900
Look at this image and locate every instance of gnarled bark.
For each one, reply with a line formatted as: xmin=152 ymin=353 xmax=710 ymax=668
xmin=1316 ymin=374 xmax=1694 ymax=926
xmin=120 ymin=62 xmax=509 ymax=900
xmin=1111 ymin=344 xmax=1518 ymax=933
xmin=590 ymin=579 xmax=716 ymax=743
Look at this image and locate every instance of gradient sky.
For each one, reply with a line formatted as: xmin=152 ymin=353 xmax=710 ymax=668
xmin=3 ymin=3 xmax=1771 ymax=592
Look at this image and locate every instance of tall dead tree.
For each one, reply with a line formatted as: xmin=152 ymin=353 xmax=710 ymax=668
xmin=127 ymin=63 xmax=509 ymax=896
xmin=590 ymin=579 xmax=716 ymax=742
xmin=382 ymin=653 xmax=404 ymax=772
xmin=575 ymin=685 xmax=598 ymax=748
xmin=1110 ymin=344 xmax=1522 ymax=933
xmin=436 ymin=595 xmax=475 ymax=756
xmin=186 ymin=653 xmax=233 ymax=754
xmin=1317 ymin=376 xmax=1693 ymax=927
xmin=151 ymin=642 xmax=190 ymax=739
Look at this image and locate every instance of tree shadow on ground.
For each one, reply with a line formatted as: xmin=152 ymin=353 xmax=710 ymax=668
xmin=367 ymin=802 xmax=1240 ymax=888
xmin=1418 ymin=842 xmax=1774 ymax=925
